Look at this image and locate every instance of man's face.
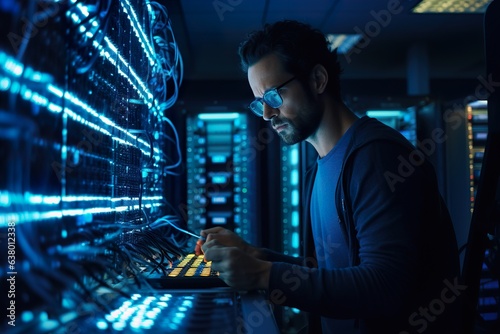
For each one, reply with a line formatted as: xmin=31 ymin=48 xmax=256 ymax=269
xmin=247 ymin=53 xmax=323 ymax=145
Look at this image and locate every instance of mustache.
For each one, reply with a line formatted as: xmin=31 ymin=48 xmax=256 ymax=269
xmin=271 ymin=118 xmax=287 ymax=128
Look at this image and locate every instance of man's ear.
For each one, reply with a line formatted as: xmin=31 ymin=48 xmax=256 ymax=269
xmin=311 ymin=64 xmax=328 ymax=94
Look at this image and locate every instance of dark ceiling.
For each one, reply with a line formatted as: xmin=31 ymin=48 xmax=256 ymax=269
xmin=164 ymin=0 xmax=488 ymax=83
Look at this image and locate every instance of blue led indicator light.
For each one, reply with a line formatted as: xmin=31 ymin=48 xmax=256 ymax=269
xmin=96 ymin=320 xmax=108 ymax=330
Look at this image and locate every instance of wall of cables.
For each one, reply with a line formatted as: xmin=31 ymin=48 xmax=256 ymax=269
xmin=0 ymin=0 xmax=188 ymax=331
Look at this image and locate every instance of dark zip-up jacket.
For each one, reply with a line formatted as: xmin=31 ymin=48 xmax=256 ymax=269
xmin=264 ymin=117 xmax=461 ymax=334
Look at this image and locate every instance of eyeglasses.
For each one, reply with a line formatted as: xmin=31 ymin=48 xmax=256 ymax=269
xmin=248 ymin=76 xmax=296 ymax=117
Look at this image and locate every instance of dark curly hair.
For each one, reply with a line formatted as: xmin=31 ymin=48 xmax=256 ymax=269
xmin=238 ymin=20 xmax=343 ymax=101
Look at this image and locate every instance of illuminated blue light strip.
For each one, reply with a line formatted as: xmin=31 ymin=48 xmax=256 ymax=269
xmin=1 ymin=52 xmax=160 ymax=156
xmin=198 ymin=112 xmax=240 ymax=120
xmin=48 ymin=103 xmax=63 ymax=113
xmin=291 ymin=211 xmax=299 ymax=227
xmin=0 ymin=203 xmax=163 ymax=226
xmin=1 ymin=52 xmax=53 ymax=83
xmin=63 ymin=108 xmax=111 ymax=137
xmin=77 ymin=3 xmax=90 ymax=17
xmin=48 ymin=84 xmax=63 ymax=98
xmin=292 ymin=232 xmax=299 ymax=249
xmin=62 ymin=91 xmax=157 ymax=154
xmin=2 ymin=54 xmax=165 ymax=160
xmin=366 ymin=110 xmax=404 ymax=118
xmin=0 ymin=77 xmax=10 ymax=90
xmin=290 ymin=170 xmax=299 ymax=186
xmin=99 ymin=37 xmax=154 ymax=103
xmin=291 ymin=189 xmax=299 ymax=206
xmin=0 ymin=191 xmax=162 ymax=207
xmin=64 ymin=111 xmax=119 ymax=150
xmin=120 ymin=0 xmax=158 ymax=67
xmin=290 ymin=146 xmax=299 ymax=165
xmin=3 ymin=56 xmax=24 ymax=77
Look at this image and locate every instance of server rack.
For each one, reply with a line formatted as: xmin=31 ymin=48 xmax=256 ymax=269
xmin=466 ymin=100 xmax=499 ymax=327
xmin=467 ymin=100 xmax=489 ymax=213
xmin=185 ymin=112 xmax=258 ymax=248
xmin=0 ymin=1 xmax=279 ymax=332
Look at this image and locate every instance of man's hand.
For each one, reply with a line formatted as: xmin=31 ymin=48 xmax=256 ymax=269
xmin=202 ymin=240 xmax=271 ymax=291
xmin=194 ymin=227 xmax=262 ymax=259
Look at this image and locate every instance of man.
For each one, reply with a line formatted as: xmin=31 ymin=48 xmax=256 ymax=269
xmin=195 ymin=20 xmax=461 ymax=334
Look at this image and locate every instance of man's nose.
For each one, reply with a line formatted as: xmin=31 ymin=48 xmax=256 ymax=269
xmin=262 ymin=103 xmax=278 ymax=121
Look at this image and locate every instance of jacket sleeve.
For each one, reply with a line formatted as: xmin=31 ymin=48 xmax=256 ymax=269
xmin=260 ymin=248 xmax=305 ymax=266
xmin=266 ymin=141 xmax=429 ymax=319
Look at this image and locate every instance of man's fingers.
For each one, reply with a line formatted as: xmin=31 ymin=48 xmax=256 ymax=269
xmin=202 ymin=244 xmax=226 ymax=263
xmin=200 ymin=226 xmax=224 ymax=238
xmin=194 ymin=239 xmax=203 ymax=255
xmin=200 ymin=239 xmax=218 ymax=254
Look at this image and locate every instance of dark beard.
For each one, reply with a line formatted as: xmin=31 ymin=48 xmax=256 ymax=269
xmin=275 ymin=89 xmax=323 ymax=145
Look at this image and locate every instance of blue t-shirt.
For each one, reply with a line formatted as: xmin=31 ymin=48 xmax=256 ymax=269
xmin=310 ymin=130 xmax=352 ymax=269
xmin=310 ymin=123 xmax=358 ymax=334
